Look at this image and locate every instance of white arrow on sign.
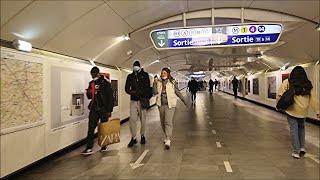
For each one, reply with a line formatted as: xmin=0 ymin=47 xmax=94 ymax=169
xmin=158 ymin=40 xmax=165 ymax=47
xmin=130 ymin=150 xmax=149 ymax=169
xmin=216 ymin=36 xmax=223 ymax=44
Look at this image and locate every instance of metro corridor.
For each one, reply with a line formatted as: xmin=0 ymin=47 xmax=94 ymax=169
xmin=11 ymin=91 xmax=320 ymax=180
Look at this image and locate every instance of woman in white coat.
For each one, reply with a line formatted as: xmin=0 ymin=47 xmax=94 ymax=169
xmin=153 ymin=68 xmax=188 ymax=149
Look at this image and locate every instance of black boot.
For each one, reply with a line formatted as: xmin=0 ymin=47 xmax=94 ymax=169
xmin=128 ymin=138 xmax=137 ymax=147
xmin=141 ymin=135 xmax=146 ymax=144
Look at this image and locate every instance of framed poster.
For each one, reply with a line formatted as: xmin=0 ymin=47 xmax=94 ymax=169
xmin=267 ymin=76 xmax=276 ymax=99
xmin=111 ymin=80 xmax=118 ymax=107
xmin=282 ymin=73 xmax=289 ymax=82
xmin=248 ymin=80 xmax=251 ymax=93
xmin=253 ymin=78 xmax=259 ymax=95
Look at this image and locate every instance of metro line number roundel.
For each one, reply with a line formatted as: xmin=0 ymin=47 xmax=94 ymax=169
xmin=249 ymin=26 xmax=257 ymax=33
xmin=258 ymin=25 xmax=265 ymax=32
xmin=241 ymin=27 xmax=248 ymax=33
xmin=232 ymin=27 xmax=240 ymax=34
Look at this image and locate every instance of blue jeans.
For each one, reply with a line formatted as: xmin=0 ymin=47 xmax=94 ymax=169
xmin=287 ymin=115 xmax=305 ymax=153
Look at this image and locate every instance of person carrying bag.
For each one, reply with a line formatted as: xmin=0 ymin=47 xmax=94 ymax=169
xmin=276 ymin=66 xmax=319 ymax=159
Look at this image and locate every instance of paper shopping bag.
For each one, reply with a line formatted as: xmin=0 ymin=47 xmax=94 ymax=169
xmin=98 ymin=118 xmax=120 ymax=147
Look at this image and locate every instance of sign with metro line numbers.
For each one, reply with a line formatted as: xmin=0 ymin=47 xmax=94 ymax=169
xmin=150 ymin=23 xmax=283 ymax=50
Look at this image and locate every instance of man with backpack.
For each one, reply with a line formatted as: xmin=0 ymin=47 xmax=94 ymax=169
xmin=125 ymin=61 xmax=152 ymax=147
xmin=81 ymin=67 xmax=114 ymax=155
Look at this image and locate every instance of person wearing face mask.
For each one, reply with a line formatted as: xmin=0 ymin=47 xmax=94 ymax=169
xmin=81 ymin=67 xmax=114 ymax=155
xmin=125 ymin=61 xmax=152 ymax=147
xmin=153 ymin=68 xmax=188 ymax=149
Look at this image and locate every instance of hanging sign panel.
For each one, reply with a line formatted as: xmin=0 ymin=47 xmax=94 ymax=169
xmin=150 ymin=23 xmax=283 ymax=50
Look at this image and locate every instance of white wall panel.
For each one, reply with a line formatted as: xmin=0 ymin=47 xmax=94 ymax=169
xmin=0 ymin=48 xmax=131 ymax=177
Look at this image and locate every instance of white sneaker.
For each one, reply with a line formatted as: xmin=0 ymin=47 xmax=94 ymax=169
xmin=292 ymin=153 xmax=300 ymax=159
xmin=165 ymin=140 xmax=171 ymax=149
xmin=81 ymin=149 xmax=93 ymax=155
xmin=163 ymin=138 xmax=167 ymax=144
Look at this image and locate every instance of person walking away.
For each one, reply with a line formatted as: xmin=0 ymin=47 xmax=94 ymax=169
xmin=189 ymin=78 xmax=198 ymax=104
xmin=209 ymin=79 xmax=214 ymax=94
xmin=187 ymin=80 xmax=191 ymax=92
xmin=276 ymin=66 xmax=319 ymax=159
xmin=125 ymin=61 xmax=152 ymax=147
xmin=81 ymin=67 xmax=114 ymax=155
xmin=153 ymin=68 xmax=188 ymax=149
xmin=214 ymin=79 xmax=219 ymax=91
xmin=232 ymin=77 xmax=239 ymax=98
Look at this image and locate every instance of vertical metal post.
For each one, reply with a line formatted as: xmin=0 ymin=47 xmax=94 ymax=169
xmin=241 ymin=8 xmax=244 ymax=23
xmin=211 ymin=8 xmax=215 ymax=25
xmin=183 ymin=13 xmax=186 ymax=27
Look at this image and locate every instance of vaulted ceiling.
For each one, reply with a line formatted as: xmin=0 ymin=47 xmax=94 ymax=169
xmin=1 ymin=0 xmax=319 ymax=77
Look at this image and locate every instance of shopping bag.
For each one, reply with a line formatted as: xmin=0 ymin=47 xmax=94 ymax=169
xmin=98 ymin=118 xmax=120 ymax=147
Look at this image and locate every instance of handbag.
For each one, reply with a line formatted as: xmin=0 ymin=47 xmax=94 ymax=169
xmin=140 ymin=98 xmax=150 ymax=109
xmin=98 ymin=118 xmax=121 ymax=147
xmin=276 ymin=85 xmax=295 ymax=110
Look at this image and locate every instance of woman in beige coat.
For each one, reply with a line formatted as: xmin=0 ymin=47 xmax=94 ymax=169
xmin=277 ymin=66 xmax=319 ymax=159
xmin=153 ymin=68 xmax=188 ymax=149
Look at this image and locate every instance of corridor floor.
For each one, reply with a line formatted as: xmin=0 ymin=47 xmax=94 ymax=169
xmin=12 ymin=91 xmax=320 ymax=180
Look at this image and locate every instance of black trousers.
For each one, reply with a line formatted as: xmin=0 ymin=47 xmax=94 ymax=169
xmin=209 ymin=86 xmax=213 ymax=94
xmin=233 ymin=88 xmax=238 ymax=98
xmin=86 ymin=108 xmax=108 ymax=149
xmin=191 ymin=92 xmax=197 ymax=101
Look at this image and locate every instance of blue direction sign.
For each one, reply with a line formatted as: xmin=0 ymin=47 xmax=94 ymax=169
xmin=150 ymin=23 xmax=283 ymax=50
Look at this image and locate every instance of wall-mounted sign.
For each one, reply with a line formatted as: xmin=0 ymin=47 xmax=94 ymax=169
xmin=150 ymin=23 xmax=283 ymax=50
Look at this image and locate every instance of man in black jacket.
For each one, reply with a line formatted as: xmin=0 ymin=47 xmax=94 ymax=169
xmin=125 ymin=61 xmax=151 ymax=147
xmin=209 ymin=79 xmax=214 ymax=95
xmin=189 ymin=78 xmax=199 ymax=104
xmin=81 ymin=67 xmax=114 ymax=155
xmin=232 ymin=76 xmax=239 ymax=99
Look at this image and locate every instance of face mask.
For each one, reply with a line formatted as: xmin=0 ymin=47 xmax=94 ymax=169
xmin=133 ymin=66 xmax=140 ymax=72
xmin=162 ymin=76 xmax=168 ymax=80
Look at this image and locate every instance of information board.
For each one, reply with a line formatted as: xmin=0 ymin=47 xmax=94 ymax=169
xmin=150 ymin=23 xmax=283 ymax=50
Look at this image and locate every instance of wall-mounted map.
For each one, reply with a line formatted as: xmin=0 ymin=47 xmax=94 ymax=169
xmin=1 ymin=57 xmax=43 ymax=130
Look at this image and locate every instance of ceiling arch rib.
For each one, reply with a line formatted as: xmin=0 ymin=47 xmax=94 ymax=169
xmin=130 ymin=7 xmax=315 ymax=35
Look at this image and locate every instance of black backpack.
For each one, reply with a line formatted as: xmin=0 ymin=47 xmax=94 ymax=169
xmin=276 ymin=85 xmax=295 ymax=110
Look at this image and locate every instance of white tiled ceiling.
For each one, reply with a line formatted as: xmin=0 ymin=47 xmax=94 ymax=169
xmin=0 ymin=0 xmax=33 ymax=26
xmin=0 ymin=0 xmax=319 ymax=74
xmin=42 ymin=3 xmax=134 ymax=59
xmin=249 ymin=0 xmax=320 ymax=20
xmin=1 ymin=1 xmax=103 ymax=47
xmin=119 ymin=1 xmax=188 ymax=29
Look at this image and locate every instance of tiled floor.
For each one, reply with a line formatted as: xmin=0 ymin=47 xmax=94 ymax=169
xmin=10 ymin=91 xmax=320 ymax=179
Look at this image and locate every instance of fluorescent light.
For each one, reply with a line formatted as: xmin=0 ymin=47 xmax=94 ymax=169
xmin=12 ymin=39 xmax=32 ymax=52
xmin=89 ymin=60 xmax=96 ymax=66
xmin=123 ymin=34 xmax=130 ymax=40
xmin=280 ymin=63 xmax=290 ymax=71
xmin=194 ymin=71 xmax=204 ymax=74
